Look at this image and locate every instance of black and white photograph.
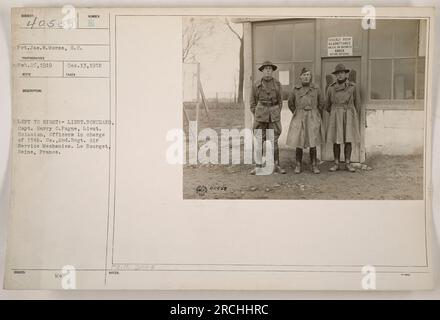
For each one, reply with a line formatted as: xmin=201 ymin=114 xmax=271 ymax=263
xmin=182 ymin=16 xmax=427 ymax=200
xmin=1 ymin=5 xmax=437 ymax=294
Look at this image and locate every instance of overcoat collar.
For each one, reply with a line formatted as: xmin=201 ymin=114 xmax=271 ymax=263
xmin=294 ymin=82 xmax=316 ymax=89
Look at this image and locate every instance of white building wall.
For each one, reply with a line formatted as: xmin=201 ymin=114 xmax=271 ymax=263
xmin=365 ymin=109 xmax=424 ymax=156
xmin=273 ymin=104 xmax=424 ymax=157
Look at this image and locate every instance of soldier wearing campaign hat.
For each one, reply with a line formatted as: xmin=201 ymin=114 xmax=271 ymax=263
xmin=249 ymin=61 xmax=286 ymax=175
xmin=325 ymin=63 xmax=361 ymax=172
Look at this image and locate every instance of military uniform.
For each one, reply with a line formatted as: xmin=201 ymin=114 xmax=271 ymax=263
xmin=286 ymin=82 xmax=324 ymax=149
xmin=285 ymin=67 xmax=324 ymax=174
xmin=325 ymin=63 xmax=361 ymax=172
xmin=250 ymin=61 xmax=285 ymax=174
xmin=325 ymin=80 xmax=361 ymax=145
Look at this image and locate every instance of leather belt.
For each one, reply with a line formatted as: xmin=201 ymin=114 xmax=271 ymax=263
xmin=334 ymin=103 xmax=350 ymax=110
xmin=259 ymin=101 xmax=278 ymax=106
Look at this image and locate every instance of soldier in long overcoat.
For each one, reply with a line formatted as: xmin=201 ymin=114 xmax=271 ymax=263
xmin=325 ymin=63 xmax=361 ymax=172
xmin=286 ymin=68 xmax=325 ymax=174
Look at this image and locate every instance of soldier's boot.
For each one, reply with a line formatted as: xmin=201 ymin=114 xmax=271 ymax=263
xmin=345 ymin=163 xmax=356 ymax=172
xmin=274 ymin=163 xmax=286 ymax=174
xmin=344 ymin=143 xmax=356 ymax=173
xmin=250 ymin=165 xmax=262 ymax=175
xmin=310 ymin=147 xmax=320 ymax=174
xmin=294 ymin=148 xmax=302 ymax=174
xmin=329 ymin=161 xmax=339 ymax=172
xmin=274 ymin=145 xmax=286 ymax=174
xmin=329 ymin=143 xmax=340 ymax=172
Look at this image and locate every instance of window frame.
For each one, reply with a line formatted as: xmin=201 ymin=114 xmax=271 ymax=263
xmin=367 ymin=20 xmax=425 ymax=106
xmin=252 ymin=19 xmax=316 ymax=99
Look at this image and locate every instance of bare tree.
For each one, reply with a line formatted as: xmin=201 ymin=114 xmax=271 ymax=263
xmin=182 ymin=18 xmax=200 ymax=62
xmin=182 ymin=18 xmax=214 ymax=63
xmin=225 ymin=18 xmax=244 ymax=104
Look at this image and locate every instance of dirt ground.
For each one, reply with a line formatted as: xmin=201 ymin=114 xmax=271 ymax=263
xmin=182 ymin=101 xmax=423 ymax=200
xmin=183 ymin=153 xmax=423 ymax=200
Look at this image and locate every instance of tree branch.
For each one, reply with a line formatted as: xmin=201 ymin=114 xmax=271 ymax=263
xmin=225 ymin=18 xmax=242 ymax=40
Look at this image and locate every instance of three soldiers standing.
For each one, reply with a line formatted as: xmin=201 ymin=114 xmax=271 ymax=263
xmin=250 ymin=61 xmax=360 ymax=174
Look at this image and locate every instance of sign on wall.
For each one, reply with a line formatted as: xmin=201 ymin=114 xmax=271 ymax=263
xmin=327 ymin=36 xmax=353 ymax=56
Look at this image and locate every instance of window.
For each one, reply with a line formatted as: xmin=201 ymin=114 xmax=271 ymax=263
xmin=417 ymin=57 xmax=426 ymax=99
xmin=254 ymin=25 xmax=273 ymax=63
xmin=370 ymin=60 xmax=392 ymax=99
xmin=369 ymin=20 xmax=425 ymax=101
xmin=293 ymin=22 xmax=314 ymax=61
xmin=393 ymin=59 xmax=415 ymax=99
xmin=273 ymin=24 xmax=293 ymax=61
xmin=253 ymin=20 xmax=315 ymax=99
